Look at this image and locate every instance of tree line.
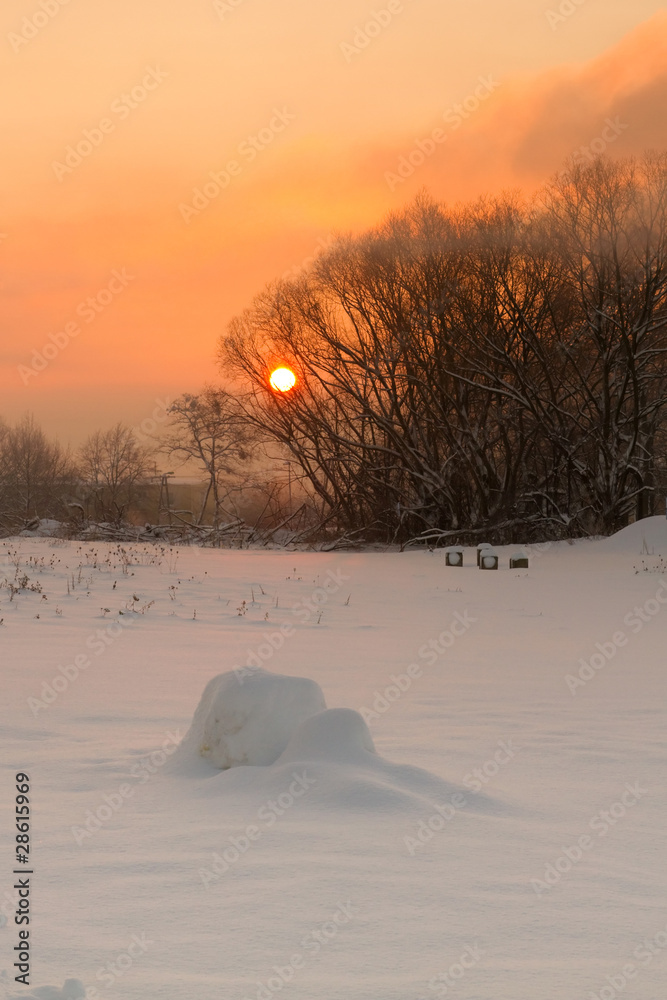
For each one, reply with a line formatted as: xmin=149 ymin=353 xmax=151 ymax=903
xmin=0 ymin=394 xmax=253 ymax=536
xmin=221 ymin=154 xmax=667 ymax=543
xmin=4 ymin=154 xmax=666 ymax=545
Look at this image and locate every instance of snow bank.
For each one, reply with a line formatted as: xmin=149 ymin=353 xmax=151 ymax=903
xmin=180 ymin=668 xmax=327 ymax=769
xmin=600 ymin=514 xmax=667 ymax=554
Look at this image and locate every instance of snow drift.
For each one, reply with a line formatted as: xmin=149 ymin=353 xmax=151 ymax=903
xmin=600 ymin=514 xmax=667 ymax=554
xmin=269 ymin=706 xmax=496 ymax=812
xmin=208 ymin=706 xmax=502 ymax=818
xmin=175 ymin=674 xmax=501 ymax=817
xmin=179 ymin=668 xmax=327 ymax=769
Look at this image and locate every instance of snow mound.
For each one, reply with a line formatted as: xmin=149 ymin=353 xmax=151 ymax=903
xmin=173 ymin=677 xmax=507 ymax=818
xmin=180 ymin=668 xmax=327 ymax=769
xmin=277 ymin=707 xmax=377 ymax=763
xmin=3 ymin=980 xmax=85 ymax=1000
xmin=600 ymin=515 xmax=667 ymax=554
xmin=270 ymin=707 xmax=476 ymax=812
xmin=212 ymin=708 xmax=505 ymax=818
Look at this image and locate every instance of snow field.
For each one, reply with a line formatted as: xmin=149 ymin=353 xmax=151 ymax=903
xmin=0 ymin=520 xmax=666 ymax=998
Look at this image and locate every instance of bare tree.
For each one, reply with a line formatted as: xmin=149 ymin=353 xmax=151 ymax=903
xmin=161 ymin=388 xmax=254 ymax=526
xmin=540 ymin=154 xmax=667 ymax=530
xmin=0 ymin=415 xmax=75 ymax=532
xmin=78 ymin=423 xmax=153 ymax=525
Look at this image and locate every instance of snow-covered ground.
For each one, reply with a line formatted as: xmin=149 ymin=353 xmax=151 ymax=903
xmin=1 ymin=520 xmax=666 ymax=1000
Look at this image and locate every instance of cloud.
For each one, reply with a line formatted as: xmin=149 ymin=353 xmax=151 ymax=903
xmin=364 ymin=11 xmax=667 ymax=204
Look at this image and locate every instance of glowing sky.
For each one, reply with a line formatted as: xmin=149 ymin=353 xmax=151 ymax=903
xmin=1 ymin=0 xmax=666 ymax=445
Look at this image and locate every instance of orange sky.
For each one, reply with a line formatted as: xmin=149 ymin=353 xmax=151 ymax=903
xmin=1 ymin=0 xmax=666 ymax=446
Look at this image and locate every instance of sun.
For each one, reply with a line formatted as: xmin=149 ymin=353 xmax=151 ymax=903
xmin=269 ymin=367 xmax=297 ymax=393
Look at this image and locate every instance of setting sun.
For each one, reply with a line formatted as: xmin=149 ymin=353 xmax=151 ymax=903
xmin=269 ymin=367 xmax=297 ymax=392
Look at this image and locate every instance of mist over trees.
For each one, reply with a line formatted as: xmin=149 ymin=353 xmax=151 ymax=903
xmin=0 ymin=417 xmax=152 ymax=535
xmin=78 ymin=423 xmax=154 ymax=526
xmin=220 ymin=154 xmax=667 ymax=544
xmin=161 ymin=389 xmax=254 ymax=527
xmin=0 ymin=397 xmax=273 ymax=541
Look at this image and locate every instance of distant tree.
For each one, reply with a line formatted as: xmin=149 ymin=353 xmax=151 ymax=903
xmin=161 ymin=388 xmax=254 ymax=526
xmin=78 ymin=423 xmax=153 ymax=525
xmin=0 ymin=415 xmax=75 ymax=531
